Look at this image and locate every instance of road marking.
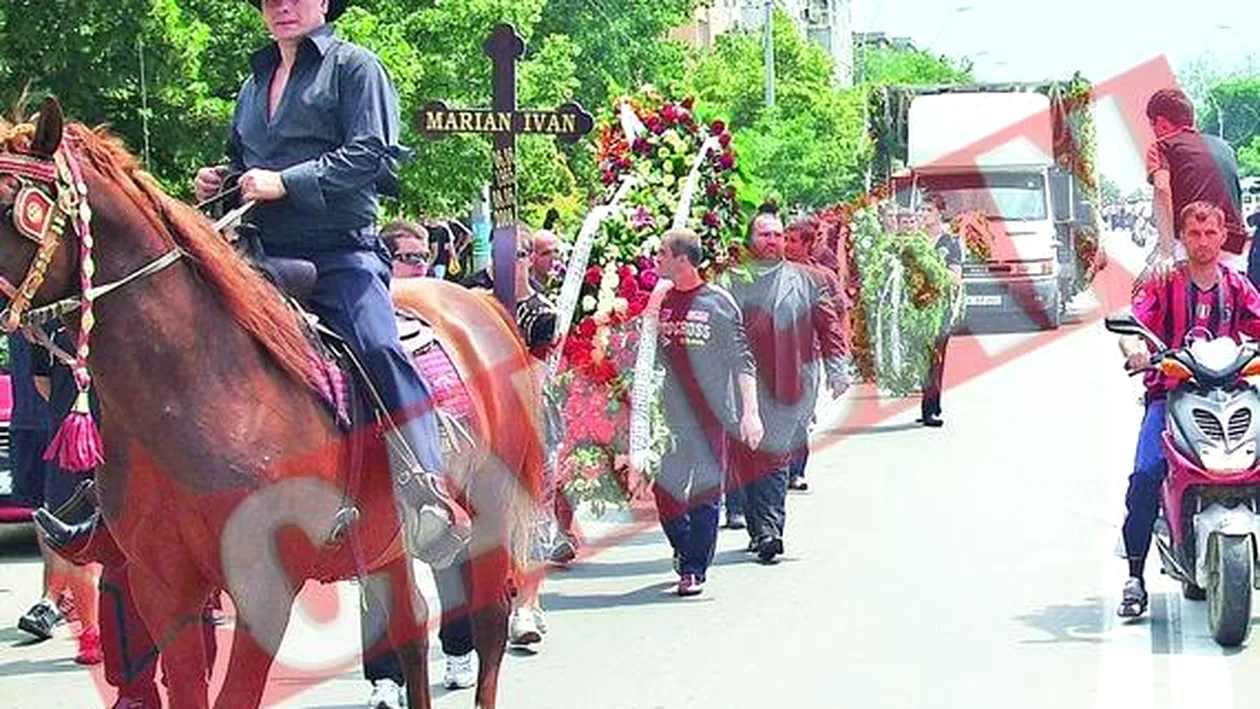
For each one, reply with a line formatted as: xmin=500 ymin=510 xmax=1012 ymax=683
xmin=1169 ymin=586 xmax=1236 ymax=709
xmin=1095 ymin=514 xmax=1155 ymax=709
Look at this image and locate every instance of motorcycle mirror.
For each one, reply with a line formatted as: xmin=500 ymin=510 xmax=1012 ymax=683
xmin=1104 ymin=312 xmax=1168 ymax=352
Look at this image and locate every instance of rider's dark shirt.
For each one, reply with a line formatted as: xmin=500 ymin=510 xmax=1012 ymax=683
xmin=228 ymin=24 xmax=404 ymax=255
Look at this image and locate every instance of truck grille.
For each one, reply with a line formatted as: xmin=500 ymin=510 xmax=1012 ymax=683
xmin=0 ymin=420 xmax=9 ymax=461
xmin=1193 ymin=408 xmax=1225 ymax=443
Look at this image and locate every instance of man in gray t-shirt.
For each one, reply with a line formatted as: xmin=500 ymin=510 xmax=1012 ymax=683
xmin=652 ymin=229 xmax=762 ymax=597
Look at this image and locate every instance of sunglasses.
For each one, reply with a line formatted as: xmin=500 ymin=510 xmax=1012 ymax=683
xmin=516 ymin=249 xmax=533 ymax=258
xmin=393 ymin=252 xmax=428 ymax=266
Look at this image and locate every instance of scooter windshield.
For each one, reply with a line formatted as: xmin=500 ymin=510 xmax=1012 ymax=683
xmin=1186 ymin=336 xmax=1251 ymax=384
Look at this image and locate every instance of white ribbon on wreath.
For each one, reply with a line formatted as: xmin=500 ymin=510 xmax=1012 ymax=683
xmin=547 ymin=176 xmax=638 ymax=378
xmin=872 ymin=255 xmax=906 ymax=385
xmin=629 ymin=136 xmax=722 ymax=471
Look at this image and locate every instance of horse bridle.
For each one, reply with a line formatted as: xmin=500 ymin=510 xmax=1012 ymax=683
xmin=0 ymin=139 xmax=184 ymax=339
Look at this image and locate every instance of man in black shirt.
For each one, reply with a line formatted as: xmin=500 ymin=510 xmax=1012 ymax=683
xmin=653 ymin=229 xmax=762 ymax=596
xmin=193 ymin=0 xmax=469 ymax=565
xmin=919 ymin=192 xmax=963 ymax=427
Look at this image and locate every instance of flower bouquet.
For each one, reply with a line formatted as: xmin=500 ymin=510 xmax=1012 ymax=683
xmin=848 ymin=204 xmax=957 ymax=395
xmin=952 ymin=210 xmax=994 ymax=263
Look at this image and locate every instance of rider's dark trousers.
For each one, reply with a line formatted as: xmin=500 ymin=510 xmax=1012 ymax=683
xmin=654 ymin=425 xmax=725 ymax=580
xmin=288 ymin=247 xmax=444 ymax=473
xmin=1122 ymin=400 xmax=1169 ymax=563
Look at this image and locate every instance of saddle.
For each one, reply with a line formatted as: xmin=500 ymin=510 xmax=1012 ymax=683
xmin=232 ymin=228 xmax=477 ymax=560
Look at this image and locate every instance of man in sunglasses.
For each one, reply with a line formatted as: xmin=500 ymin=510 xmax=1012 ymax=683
xmin=382 ymin=220 xmax=431 ymax=279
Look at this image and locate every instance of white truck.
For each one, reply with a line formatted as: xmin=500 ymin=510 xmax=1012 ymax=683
xmin=891 ymin=88 xmax=1098 ymax=330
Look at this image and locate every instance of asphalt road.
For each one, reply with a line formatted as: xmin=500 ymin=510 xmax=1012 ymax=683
xmin=2 ymin=228 xmax=1259 ymax=709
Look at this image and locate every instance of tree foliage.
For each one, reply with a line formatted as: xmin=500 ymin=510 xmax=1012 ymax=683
xmin=856 ymin=45 xmax=972 ymax=86
xmin=683 ymin=11 xmax=871 ymax=210
xmin=0 ymin=1 xmax=975 ymax=224
xmin=1198 ymin=77 xmax=1260 ymax=153
xmin=1240 ymin=135 xmax=1260 ymax=178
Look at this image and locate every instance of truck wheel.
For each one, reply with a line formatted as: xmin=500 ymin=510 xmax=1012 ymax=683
xmin=1206 ymin=534 xmax=1254 ymax=647
xmin=1040 ymin=294 xmax=1063 ymax=331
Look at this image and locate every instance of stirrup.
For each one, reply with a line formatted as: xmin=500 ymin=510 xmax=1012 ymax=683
xmin=326 ymin=505 xmax=360 ymax=546
xmin=402 ymin=504 xmax=469 ymax=569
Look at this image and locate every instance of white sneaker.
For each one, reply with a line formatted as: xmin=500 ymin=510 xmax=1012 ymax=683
xmin=508 ymin=606 xmax=542 ymax=646
xmin=444 ymin=652 xmax=476 ymax=690
xmin=532 ymin=607 xmax=549 ymax=635
xmin=366 ymin=678 xmax=404 ymax=709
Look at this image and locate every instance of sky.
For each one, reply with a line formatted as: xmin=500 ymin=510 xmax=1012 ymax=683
xmin=849 ymin=0 xmax=1260 ymax=191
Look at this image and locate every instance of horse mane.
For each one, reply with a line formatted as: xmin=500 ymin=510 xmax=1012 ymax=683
xmin=53 ymin=123 xmax=321 ymax=394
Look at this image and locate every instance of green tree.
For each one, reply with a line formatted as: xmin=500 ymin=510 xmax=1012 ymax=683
xmin=0 ymin=0 xmax=587 ymax=221
xmin=1240 ymin=135 xmax=1260 ymax=178
xmin=856 ymin=44 xmax=972 ymax=86
xmin=1199 ymin=77 xmax=1260 ymax=152
xmin=683 ymin=11 xmax=871 ymax=209
xmin=533 ymin=0 xmax=697 ymax=117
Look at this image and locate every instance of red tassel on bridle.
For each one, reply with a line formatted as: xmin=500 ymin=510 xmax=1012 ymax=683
xmin=44 ymin=388 xmax=105 ymax=472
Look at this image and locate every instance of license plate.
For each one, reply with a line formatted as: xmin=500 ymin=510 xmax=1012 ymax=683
xmin=966 ymin=295 xmax=1003 ymax=306
xmin=0 ymin=470 xmax=11 ymax=496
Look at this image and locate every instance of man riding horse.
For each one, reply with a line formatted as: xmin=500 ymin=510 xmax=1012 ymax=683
xmin=193 ymin=0 xmax=471 ymax=563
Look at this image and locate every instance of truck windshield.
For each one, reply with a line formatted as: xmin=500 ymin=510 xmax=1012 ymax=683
xmin=918 ymin=173 xmax=1047 ymax=222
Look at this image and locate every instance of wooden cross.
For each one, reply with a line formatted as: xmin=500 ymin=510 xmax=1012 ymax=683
xmin=417 ymin=23 xmax=595 ymax=312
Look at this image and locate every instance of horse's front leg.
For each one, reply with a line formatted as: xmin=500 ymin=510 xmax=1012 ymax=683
xmin=369 ymin=555 xmax=433 ymax=709
xmin=128 ymin=563 xmax=213 ymax=709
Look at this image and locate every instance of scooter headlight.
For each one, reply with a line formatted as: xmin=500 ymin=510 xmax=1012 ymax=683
xmin=1197 ymin=442 xmax=1257 ymax=473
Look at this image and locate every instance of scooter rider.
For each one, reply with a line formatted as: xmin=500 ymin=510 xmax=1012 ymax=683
xmin=1116 ymin=201 xmax=1260 ymax=617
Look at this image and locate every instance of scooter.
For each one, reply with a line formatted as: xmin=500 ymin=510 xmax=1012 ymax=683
xmin=1107 ymin=314 xmax=1260 ymax=647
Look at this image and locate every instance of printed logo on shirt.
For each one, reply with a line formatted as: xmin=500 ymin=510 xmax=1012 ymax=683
xmin=660 ymin=309 xmax=713 ymax=348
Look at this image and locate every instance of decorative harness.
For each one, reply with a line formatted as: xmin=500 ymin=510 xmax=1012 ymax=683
xmin=0 ymin=130 xmax=184 ymax=471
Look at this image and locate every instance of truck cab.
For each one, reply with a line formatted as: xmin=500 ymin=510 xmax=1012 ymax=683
xmin=902 ymin=91 xmax=1080 ymax=329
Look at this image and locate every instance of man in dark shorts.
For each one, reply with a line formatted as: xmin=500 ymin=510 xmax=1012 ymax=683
xmin=654 ymin=228 xmax=763 ymax=595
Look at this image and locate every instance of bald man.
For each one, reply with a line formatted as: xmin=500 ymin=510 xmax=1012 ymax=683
xmin=529 ymin=229 xmax=561 ymax=291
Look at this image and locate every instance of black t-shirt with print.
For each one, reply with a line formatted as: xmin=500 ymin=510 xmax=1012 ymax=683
xmin=657 ymin=283 xmax=755 ymax=432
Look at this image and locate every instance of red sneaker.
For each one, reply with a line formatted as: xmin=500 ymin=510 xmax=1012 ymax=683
xmin=75 ymin=628 xmax=103 ymax=665
xmin=677 ymin=574 xmax=704 ymax=597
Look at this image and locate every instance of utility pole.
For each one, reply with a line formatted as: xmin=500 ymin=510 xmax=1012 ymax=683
xmin=763 ymin=0 xmax=776 ymax=107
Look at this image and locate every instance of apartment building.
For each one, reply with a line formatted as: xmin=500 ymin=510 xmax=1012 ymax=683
xmin=674 ymin=0 xmax=855 ymax=87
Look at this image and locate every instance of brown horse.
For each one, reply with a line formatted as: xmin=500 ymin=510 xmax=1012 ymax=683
xmin=0 ymin=99 xmax=544 ymax=709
